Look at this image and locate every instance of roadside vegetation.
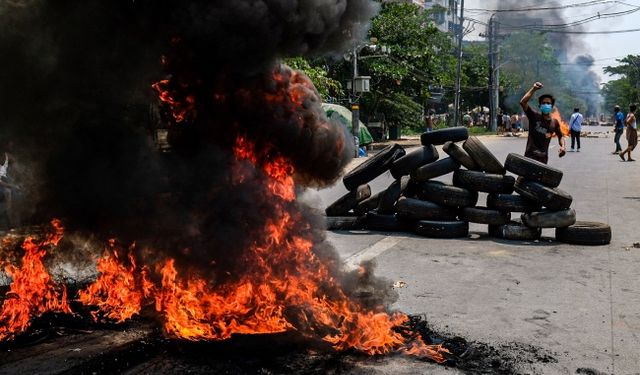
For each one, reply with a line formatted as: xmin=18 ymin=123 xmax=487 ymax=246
xmin=285 ymin=1 xmax=636 ymax=138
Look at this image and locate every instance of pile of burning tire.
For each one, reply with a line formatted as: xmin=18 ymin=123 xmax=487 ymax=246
xmin=326 ymin=127 xmax=611 ymax=246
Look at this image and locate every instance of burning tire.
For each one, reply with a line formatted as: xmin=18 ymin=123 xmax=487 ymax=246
xmin=411 ymin=157 xmax=460 ymax=182
xmin=325 ymin=184 xmax=371 ymax=216
xmin=396 ymin=197 xmax=459 ymax=221
xmin=514 ymin=177 xmax=573 ymax=210
xmin=489 ymin=221 xmax=542 ymax=241
xmin=377 ymin=176 xmax=410 ymax=214
xmin=452 ymin=170 xmax=515 ymax=194
xmin=354 ymin=191 xmax=383 ymax=216
xmin=460 ymin=207 xmax=510 ymax=225
xmin=413 ymin=220 xmax=469 ymax=238
xmin=504 ymin=153 xmax=563 ymax=187
xmin=390 ymin=145 xmax=439 ymax=179
xmin=555 ymin=221 xmax=612 ymax=246
xmin=417 ymin=181 xmax=479 ymax=208
xmin=325 ymin=216 xmax=365 ymax=231
xmin=486 ymin=193 xmax=541 ymax=213
xmin=365 ymin=211 xmax=406 ymax=232
xmin=420 ymin=127 xmax=468 ymax=146
xmin=521 ymin=208 xmax=576 ymax=228
xmin=343 ymin=144 xmax=405 ymax=191
xmin=462 ymin=136 xmax=505 ymax=174
xmin=442 ymin=141 xmax=478 ymax=171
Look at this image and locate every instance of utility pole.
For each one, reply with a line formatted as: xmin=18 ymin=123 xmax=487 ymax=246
xmin=488 ymin=15 xmax=494 ymax=132
xmin=488 ymin=14 xmax=499 ymax=132
xmin=351 ymin=44 xmax=360 ymax=158
xmin=453 ymin=0 xmax=465 ymax=128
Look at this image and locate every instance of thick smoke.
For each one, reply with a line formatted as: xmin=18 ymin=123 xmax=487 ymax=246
xmin=0 ymin=0 xmax=379 ymax=279
xmin=487 ymin=0 xmax=602 ymax=115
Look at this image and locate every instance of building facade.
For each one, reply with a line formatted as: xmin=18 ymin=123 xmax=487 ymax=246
xmin=410 ymin=0 xmax=460 ymax=34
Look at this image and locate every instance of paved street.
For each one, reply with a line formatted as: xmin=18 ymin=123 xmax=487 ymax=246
xmin=308 ymin=127 xmax=640 ymax=374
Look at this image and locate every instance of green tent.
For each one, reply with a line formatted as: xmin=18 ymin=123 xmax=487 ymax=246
xmin=322 ymin=103 xmax=374 ymax=146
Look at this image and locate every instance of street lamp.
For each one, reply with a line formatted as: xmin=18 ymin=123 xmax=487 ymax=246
xmin=345 ymin=41 xmax=390 ymax=157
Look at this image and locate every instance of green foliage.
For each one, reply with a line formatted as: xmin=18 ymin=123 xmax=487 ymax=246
xmin=460 ymin=42 xmax=489 ymax=112
xmin=283 ymin=57 xmax=344 ymax=101
xmin=377 ymin=92 xmax=423 ymax=132
xmin=358 ymin=2 xmax=456 ymax=126
xmin=603 ymin=55 xmax=640 ymax=108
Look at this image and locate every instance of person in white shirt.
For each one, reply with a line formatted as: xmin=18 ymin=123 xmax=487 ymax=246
xmin=569 ymin=107 xmax=583 ymax=152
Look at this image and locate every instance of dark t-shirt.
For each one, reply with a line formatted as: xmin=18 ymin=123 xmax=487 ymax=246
xmin=524 ymin=106 xmax=563 ymax=164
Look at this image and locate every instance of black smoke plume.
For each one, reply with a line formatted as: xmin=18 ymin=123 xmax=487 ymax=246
xmin=0 ymin=0 xmax=379 ymax=278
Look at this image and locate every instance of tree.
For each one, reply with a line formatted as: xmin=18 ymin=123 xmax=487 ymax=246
xmin=460 ymin=42 xmax=490 ymax=113
xmin=603 ymin=55 xmax=640 ymax=109
xmin=283 ymin=57 xmax=344 ymax=101
xmin=357 ymin=2 xmax=457 ymax=132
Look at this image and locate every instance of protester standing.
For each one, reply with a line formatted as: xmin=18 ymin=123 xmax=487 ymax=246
xmin=620 ymin=104 xmax=637 ymax=162
xmin=569 ymin=107 xmax=583 ymax=152
xmin=519 ymin=82 xmax=566 ymax=164
xmin=613 ymin=105 xmax=625 ymax=154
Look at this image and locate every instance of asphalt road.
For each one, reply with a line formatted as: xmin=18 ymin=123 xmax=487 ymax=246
xmin=305 ymin=127 xmax=640 ymax=374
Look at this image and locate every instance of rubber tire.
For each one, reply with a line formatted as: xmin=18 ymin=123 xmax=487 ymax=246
xmin=411 ymin=157 xmax=460 ymax=182
xmin=514 ymin=177 xmax=573 ymax=210
xmin=504 ymin=153 xmax=563 ymax=187
xmin=486 ymin=193 xmax=541 ymax=213
xmin=325 ymin=184 xmax=371 ymax=216
xmin=417 ymin=181 xmax=479 ymax=208
xmin=377 ymin=176 xmax=410 ymax=214
xmin=390 ymin=145 xmax=439 ymax=179
xmin=463 ymin=136 xmax=505 ymax=174
xmin=413 ymin=220 xmax=469 ymax=238
xmin=442 ymin=141 xmax=478 ymax=171
xmin=396 ymin=197 xmax=459 ymax=221
xmin=489 ymin=221 xmax=542 ymax=241
xmin=326 ymin=216 xmax=365 ymax=230
xmin=343 ymin=144 xmax=406 ymax=191
xmin=453 ymin=170 xmax=515 ymax=194
xmin=402 ymin=178 xmax=422 ymax=199
xmin=461 ymin=207 xmax=511 ymax=225
xmin=420 ymin=127 xmax=469 ymax=146
xmin=555 ymin=221 xmax=612 ymax=246
xmin=521 ymin=208 xmax=577 ymax=229
xmin=365 ymin=211 xmax=406 ymax=232
xmin=353 ymin=191 xmax=383 ymax=216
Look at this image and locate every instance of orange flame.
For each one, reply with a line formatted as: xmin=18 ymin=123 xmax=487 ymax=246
xmin=551 ymin=108 xmax=570 ymax=137
xmin=78 ymin=241 xmax=154 ymax=323
xmin=151 ymin=79 xmax=196 ymax=123
xmin=0 ymin=138 xmax=448 ymax=363
xmin=0 ymin=219 xmax=72 ymax=341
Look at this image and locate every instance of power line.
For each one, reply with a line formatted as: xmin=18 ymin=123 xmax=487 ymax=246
xmin=535 ymin=27 xmax=640 ymax=34
xmin=466 ymin=0 xmax=626 ymax=13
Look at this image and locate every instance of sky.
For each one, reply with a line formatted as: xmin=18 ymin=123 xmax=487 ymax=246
xmin=463 ymin=0 xmax=640 ymax=84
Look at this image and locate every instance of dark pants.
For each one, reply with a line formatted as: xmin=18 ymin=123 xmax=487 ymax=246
xmin=615 ymin=128 xmax=624 ymax=152
xmin=570 ymin=129 xmax=581 ymax=150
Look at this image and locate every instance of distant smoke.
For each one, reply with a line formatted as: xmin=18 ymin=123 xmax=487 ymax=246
xmin=0 ymin=0 xmax=379 ymax=277
xmin=485 ymin=0 xmax=602 ymax=115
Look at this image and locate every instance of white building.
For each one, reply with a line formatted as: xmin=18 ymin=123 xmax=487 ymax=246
xmin=410 ymin=0 xmax=460 ymax=34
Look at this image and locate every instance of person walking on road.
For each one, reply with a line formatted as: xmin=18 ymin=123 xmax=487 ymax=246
xmin=569 ymin=107 xmax=583 ymax=152
xmin=620 ymin=104 xmax=637 ymax=161
xmin=613 ymin=105 xmax=625 ymax=154
xmin=519 ymin=82 xmax=566 ymax=164
xmin=424 ymin=109 xmax=434 ymax=133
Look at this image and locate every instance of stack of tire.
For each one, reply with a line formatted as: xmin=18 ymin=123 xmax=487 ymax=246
xmin=325 ymin=127 xmax=611 ymax=246
xmin=501 ymin=153 xmax=612 ymax=246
